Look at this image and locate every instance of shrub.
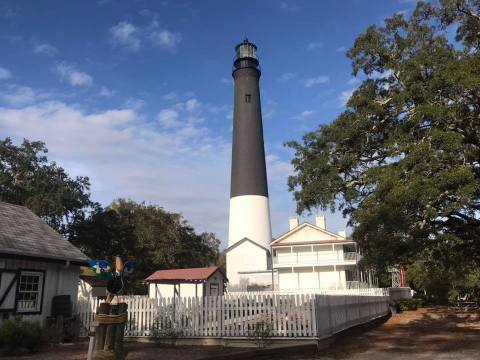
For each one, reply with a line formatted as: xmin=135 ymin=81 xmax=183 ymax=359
xmin=396 ymin=298 xmax=423 ymax=312
xmin=248 ymin=320 xmax=273 ymax=349
xmin=0 ymin=317 xmax=46 ymax=355
xmin=151 ymin=318 xmax=184 ymax=346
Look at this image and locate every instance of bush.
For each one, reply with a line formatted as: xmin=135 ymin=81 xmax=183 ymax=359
xmin=0 ymin=317 xmax=46 ymax=355
xmin=151 ymin=318 xmax=184 ymax=346
xmin=396 ymin=298 xmax=423 ymax=312
xmin=248 ymin=320 xmax=273 ymax=349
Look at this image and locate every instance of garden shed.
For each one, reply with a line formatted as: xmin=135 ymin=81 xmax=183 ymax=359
xmin=0 ymin=201 xmax=88 ymax=325
xmin=146 ymin=266 xmax=227 ymax=298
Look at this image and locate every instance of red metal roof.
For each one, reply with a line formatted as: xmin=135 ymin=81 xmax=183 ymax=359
xmin=145 ymin=266 xmax=224 ymax=282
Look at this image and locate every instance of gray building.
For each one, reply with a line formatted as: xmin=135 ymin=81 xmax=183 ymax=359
xmin=0 ymin=201 xmax=88 ymax=325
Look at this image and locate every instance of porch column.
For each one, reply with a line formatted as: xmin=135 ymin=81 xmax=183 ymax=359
xmin=334 ymin=264 xmax=338 ymax=290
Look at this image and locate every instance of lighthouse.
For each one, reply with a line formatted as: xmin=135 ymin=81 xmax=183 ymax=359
xmin=225 ymin=39 xmax=273 ymax=290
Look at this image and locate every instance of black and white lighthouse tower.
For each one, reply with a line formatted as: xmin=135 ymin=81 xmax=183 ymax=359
xmin=226 ymin=39 xmax=272 ymax=288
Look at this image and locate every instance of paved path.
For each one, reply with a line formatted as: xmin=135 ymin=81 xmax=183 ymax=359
xmin=266 ymin=307 xmax=480 ymax=360
xmin=3 ymin=307 xmax=478 ymax=359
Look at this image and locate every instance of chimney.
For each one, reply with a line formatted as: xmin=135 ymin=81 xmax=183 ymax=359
xmin=338 ymin=230 xmax=346 ymax=238
xmin=289 ymin=217 xmax=299 ymax=230
xmin=315 ymin=215 xmax=326 ymax=229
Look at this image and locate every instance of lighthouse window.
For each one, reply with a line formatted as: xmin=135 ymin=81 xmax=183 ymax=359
xmin=245 ymin=94 xmax=251 ymax=103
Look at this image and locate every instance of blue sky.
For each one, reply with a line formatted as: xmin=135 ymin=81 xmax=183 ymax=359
xmin=0 ymin=0 xmax=418 ymax=248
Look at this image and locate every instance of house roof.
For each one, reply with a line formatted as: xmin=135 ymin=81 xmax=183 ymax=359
xmin=224 ymin=237 xmax=270 ymax=254
xmin=145 ymin=266 xmax=226 ymax=283
xmin=0 ymin=201 xmax=88 ymax=264
xmin=270 ymin=222 xmax=354 ymax=247
xmin=80 ymin=275 xmax=107 ymax=287
xmin=271 ymin=240 xmax=355 ymax=247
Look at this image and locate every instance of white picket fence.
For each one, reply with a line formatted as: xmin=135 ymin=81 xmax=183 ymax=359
xmin=76 ymin=290 xmax=389 ymax=339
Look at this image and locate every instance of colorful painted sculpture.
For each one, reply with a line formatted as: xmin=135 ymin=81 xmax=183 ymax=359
xmin=87 ymin=257 xmax=135 ymax=301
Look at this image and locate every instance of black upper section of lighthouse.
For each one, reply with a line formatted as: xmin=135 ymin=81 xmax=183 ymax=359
xmin=230 ymin=39 xmax=269 ymax=198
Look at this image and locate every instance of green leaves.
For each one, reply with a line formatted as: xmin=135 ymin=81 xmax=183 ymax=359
xmin=287 ymin=0 xmax=480 ymax=273
xmin=70 ymin=199 xmax=220 ymax=288
xmin=0 ymin=137 xmax=92 ymax=236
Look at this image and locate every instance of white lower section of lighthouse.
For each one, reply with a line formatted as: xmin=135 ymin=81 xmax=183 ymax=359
xmin=226 ymin=195 xmax=273 ymax=291
xmin=228 ymin=195 xmax=272 ymax=249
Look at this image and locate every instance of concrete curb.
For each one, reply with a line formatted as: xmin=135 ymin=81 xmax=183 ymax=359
xmin=197 ymin=313 xmax=390 ymax=359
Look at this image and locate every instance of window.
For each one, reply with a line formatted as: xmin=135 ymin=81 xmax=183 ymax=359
xmin=16 ymin=271 xmax=44 ymax=313
xmin=345 ymin=270 xmax=355 ymax=282
xmin=245 ymin=94 xmax=251 ymax=103
xmin=210 ymin=283 xmax=219 ymax=296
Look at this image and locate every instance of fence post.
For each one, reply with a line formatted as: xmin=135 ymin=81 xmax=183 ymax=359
xmin=311 ymin=295 xmax=317 ymax=338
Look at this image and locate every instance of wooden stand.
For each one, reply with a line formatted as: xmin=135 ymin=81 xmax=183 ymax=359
xmin=94 ymin=302 xmax=128 ymax=352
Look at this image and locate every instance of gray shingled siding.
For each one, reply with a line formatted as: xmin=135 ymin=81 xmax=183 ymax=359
xmin=0 ymin=201 xmax=87 ymax=263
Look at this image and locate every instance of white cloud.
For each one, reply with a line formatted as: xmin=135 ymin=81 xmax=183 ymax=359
xmin=266 ymin=154 xmax=294 ymax=188
xmin=0 ymin=76 xmax=316 ymax=245
xmin=338 ymin=88 xmax=355 ymax=107
xmin=157 ymin=108 xmax=180 ymax=128
xmin=109 ymin=21 xmax=141 ymax=52
xmin=300 ymin=110 xmax=314 ymax=117
xmin=220 ymin=78 xmax=233 ymax=86
xmin=304 ymin=75 xmax=329 ymax=87
xmin=185 ymin=98 xmax=200 ymax=111
xmin=348 ymin=77 xmax=360 ymax=85
xmin=307 ymin=42 xmax=323 ymax=50
xmin=122 ymin=97 xmax=145 ymax=110
xmin=336 ymin=46 xmax=347 ymax=53
xmin=99 ymin=86 xmax=115 ymax=97
xmin=277 ymin=72 xmax=296 ymax=82
xmin=162 ymin=92 xmax=177 ymax=101
xmin=294 ymin=110 xmax=316 ymax=120
xmin=33 ymin=43 xmax=58 ymax=56
xmin=0 ymin=67 xmax=12 ymax=80
xmin=149 ymin=29 xmax=181 ymax=51
xmin=109 ymin=20 xmax=181 ymax=53
xmin=54 ymin=63 xmax=93 ymax=87
xmin=0 ymin=99 xmax=232 ymax=244
xmin=280 ymin=1 xmax=299 ymax=11
xmin=0 ymin=85 xmax=49 ymax=106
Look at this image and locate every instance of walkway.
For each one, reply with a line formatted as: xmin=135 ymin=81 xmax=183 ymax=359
xmin=263 ymin=307 xmax=480 ymax=360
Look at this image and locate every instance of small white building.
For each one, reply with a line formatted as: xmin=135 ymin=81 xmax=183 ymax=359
xmin=146 ymin=266 xmax=227 ymax=298
xmin=271 ymin=215 xmax=377 ymax=291
xmin=225 ymin=238 xmax=272 ymax=291
xmin=78 ymin=274 xmax=107 ymax=300
xmin=0 ymin=201 xmax=88 ymax=325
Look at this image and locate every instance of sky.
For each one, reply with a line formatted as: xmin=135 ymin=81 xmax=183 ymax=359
xmin=0 ymin=0 xmax=419 ymax=249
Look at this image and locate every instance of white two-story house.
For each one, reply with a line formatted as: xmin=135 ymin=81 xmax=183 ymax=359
xmin=271 ymin=215 xmax=377 ymax=291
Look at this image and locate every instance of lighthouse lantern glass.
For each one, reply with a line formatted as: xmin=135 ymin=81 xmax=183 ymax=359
xmin=237 ymin=43 xmax=257 ymax=60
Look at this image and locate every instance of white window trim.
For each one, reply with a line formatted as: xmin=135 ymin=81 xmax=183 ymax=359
xmin=16 ymin=270 xmax=44 ymax=313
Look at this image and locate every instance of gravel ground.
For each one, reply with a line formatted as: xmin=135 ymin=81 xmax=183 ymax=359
xmin=1 ymin=307 xmax=478 ymax=360
xmin=261 ymin=307 xmax=480 ymax=360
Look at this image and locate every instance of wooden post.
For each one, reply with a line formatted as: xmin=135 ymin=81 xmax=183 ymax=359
xmin=114 ymin=302 xmax=128 ymax=351
xmin=104 ymin=304 xmax=119 ymax=350
xmin=95 ymin=303 xmax=110 ymax=350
